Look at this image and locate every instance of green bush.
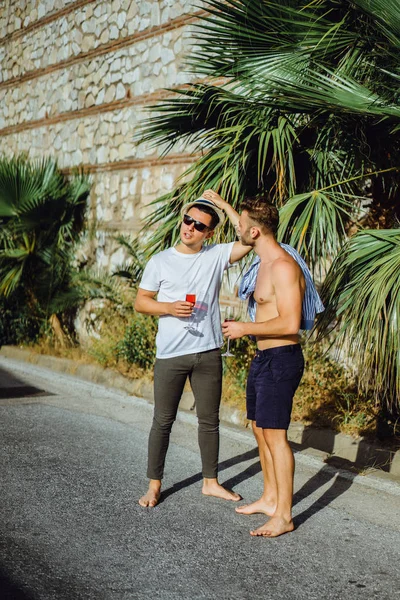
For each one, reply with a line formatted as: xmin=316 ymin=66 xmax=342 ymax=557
xmin=0 ymin=296 xmax=42 ymax=346
xmin=115 ymin=312 xmax=158 ymax=369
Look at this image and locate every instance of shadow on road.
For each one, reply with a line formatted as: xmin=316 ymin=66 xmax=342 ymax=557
xmin=0 ymin=365 xmax=53 ymax=399
xmin=0 ymin=567 xmax=35 ymax=600
xmin=219 ymin=448 xmax=261 ymax=491
xmin=160 ymin=448 xmax=259 ymax=502
xmin=161 ymin=445 xmax=355 ymax=526
xmin=293 ymin=463 xmax=354 ymax=527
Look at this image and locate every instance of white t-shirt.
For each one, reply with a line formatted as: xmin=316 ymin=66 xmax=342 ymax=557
xmin=139 ymin=243 xmax=235 ymax=358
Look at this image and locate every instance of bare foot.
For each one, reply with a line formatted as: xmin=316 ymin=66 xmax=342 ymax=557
xmin=138 ymin=486 xmax=161 ymax=508
xmin=250 ymin=516 xmax=294 ymax=538
xmin=235 ymin=498 xmax=276 ymax=517
xmin=202 ymin=480 xmax=241 ymax=502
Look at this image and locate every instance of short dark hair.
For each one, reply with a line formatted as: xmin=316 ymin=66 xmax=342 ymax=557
xmin=191 ymin=203 xmax=220 ymax=230
xmin=241 ymin=196 xmax=279 ymax=235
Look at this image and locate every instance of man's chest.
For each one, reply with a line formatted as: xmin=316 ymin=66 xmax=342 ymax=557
xmin=253 ymin=264 xmax=274 ymax=305
xmin=159 ymin=255 xmax=222 ymax=290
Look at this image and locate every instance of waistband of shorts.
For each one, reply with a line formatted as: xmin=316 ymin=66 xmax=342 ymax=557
xmin=254 ymin=344 xmax=301 ymax=358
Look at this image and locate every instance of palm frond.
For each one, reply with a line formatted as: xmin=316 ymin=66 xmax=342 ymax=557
xmin=189 ymin=0 xmax=357 ymax=78
xmin=253 ymin=66 xmax=400 ymax=119
xmin=352 ymin=0 xmax=400 ymax=47
xmin=0 ymin=155 xmax=92 ymax=321
xmin=0 ymin=263 xmax=24 ymax=297
xmin=317 ymin=228 xmax=400 ymax=410
xmin=278 ymin=190 xmax=356 ymax=272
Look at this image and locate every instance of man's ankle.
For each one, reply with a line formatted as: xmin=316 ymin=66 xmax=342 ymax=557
xmin=148 ymin=479 xmax=162 ymax=491
xmin=262 ymin=494 xmax=278 ymax=505
xmin=202 ymin=477 xmax=220 ymax=487
xmin=274 ymin=510 xmax=293 ymax=522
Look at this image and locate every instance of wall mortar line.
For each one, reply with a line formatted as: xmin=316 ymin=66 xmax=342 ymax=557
xmin=0 ymin=0 xmax=97 ymax=45
xmin=0 ymin=77 xmax=229 ymax=138
xmin=0 ymin=11 xmax=206 ymax=91
xmin=0 ymin=90 xmax=174 ymax=137
xmin=60 ymin=153 xmax=201 ymax=175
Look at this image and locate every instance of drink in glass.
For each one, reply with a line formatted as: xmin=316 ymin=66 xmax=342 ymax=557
xmin=222 ymin=306 xmax=235 ymax=357
xmin=184 ymin=294 xmax=196 ymax=330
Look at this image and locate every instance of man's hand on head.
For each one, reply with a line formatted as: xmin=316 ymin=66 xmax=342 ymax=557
xmin=202 ymin=189 xmax=229 ymax=210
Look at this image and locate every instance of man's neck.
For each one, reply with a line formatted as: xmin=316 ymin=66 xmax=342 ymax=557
xmin=175 ymin=242 xmax=204 ymax=255
xmin=254 ymin=235 xmax=281 ymax=262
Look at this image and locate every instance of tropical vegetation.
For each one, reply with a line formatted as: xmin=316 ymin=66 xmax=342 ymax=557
xmin=0 ymin=155 xmax=93 ymax=345
xmin=137 ymin=0 xmax=400 ymax=429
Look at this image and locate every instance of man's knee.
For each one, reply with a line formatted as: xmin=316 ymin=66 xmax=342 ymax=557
xmin=151 ymin=414 xmax=176 ymax=433
xmin=263 ymin=427 xmax=289 ymax=448
xmin=197 ymin=414 xmax=219 ymax=433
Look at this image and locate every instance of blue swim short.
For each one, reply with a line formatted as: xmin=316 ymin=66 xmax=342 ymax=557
xmin=246 ymin=344 xmax=304 ymax=429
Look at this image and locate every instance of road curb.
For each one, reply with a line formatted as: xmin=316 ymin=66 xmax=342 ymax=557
xmin=1 ymin=345 xmax=399 ymax=478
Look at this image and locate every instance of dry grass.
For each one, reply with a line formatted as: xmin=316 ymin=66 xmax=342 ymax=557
xmin=293 ymin=344 xmax=378 ymax=438
xmin=29 ymin=304 xmax=151 ymax=382
xmin=30 ymin=336 xmax=150 ymax=381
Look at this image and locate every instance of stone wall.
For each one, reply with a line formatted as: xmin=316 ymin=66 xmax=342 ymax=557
xmin=0 ymin=0 xmax=206 ymax=268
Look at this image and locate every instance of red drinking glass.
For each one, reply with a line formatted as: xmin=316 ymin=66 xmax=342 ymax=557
xmin=184 ymin=294 xmax=196 ymax=331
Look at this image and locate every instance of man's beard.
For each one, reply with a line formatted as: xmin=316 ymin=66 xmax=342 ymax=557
xmin=240 ymin=229 xmax=255 ymax=247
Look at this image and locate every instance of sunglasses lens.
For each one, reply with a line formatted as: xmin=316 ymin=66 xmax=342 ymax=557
xmin=183 ymin=215 xmax=207 ymax=232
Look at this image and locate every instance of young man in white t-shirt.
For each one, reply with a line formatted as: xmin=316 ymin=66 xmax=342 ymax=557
xmin=135 ymin=193 xmax=251 ymax=507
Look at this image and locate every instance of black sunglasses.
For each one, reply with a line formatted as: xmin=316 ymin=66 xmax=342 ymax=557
xmin=183 ymin=214 xmax=210 ymax=232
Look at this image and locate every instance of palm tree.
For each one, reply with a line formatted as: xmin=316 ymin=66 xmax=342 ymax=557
xmin=137 ymin=0 xmax=400 ymax=422
xmin=0 ymin=155 xmax=92 ymax=345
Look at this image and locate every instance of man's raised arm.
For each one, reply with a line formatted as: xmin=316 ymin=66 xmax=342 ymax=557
xmin=202 ymin=189 xmax=252 ymax=263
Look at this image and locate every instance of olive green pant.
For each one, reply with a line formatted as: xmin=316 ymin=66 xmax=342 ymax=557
xmin=147 ymin=348 xmax=222 ymax=480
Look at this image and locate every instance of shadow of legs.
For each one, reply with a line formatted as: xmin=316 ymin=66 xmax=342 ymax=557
xmin=160 ymin=445 xmax=356 ymax=520
xmin=293 ymin=464 xmax=355 ymax=528
xmin=160 ymin=447 xmax=259 ymax=501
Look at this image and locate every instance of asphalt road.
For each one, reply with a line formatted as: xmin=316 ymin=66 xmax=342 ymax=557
xmin=0 ymin=357 xmax=399 ymax=600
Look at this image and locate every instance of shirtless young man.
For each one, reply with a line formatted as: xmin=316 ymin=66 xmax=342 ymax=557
xmin=212 ymin=194 xmax=305 ymax=538
xmin=135 ymin=193 xmax=251 ymax=508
